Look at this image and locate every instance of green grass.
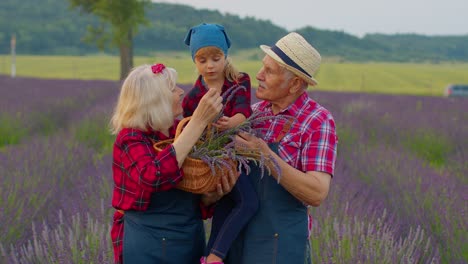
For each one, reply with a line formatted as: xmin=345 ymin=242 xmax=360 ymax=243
xmin=73 ymin=116 xmax=115 ymax=156
xmin=316 ymin=62 xmax=468 ymax=95
xmin=0 ymin=114 xmax=28 ymax=147
xmin=1 ymin=54 xmax=468 ymax=95
xmin=403 ymin=131 xmax=453 ymax=168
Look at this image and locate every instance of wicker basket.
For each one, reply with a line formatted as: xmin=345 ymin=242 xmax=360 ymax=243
xmin=153 ymin=117 xmax=237 ymax=194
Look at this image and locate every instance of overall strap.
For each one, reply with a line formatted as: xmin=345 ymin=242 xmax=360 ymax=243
xmin=274 ymin=118 xmax=293 ymax=143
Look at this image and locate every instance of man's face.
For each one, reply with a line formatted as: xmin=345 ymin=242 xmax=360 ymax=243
xmin=255 ymin=55 xmax=291 ymax=103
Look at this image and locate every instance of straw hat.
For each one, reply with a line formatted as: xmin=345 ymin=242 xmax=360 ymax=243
xmin=260 ymin=32 xmax=321 ymax=85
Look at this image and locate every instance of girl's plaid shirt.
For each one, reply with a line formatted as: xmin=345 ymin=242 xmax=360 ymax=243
xmin=182 ymin=73 xmax=252 ymax=118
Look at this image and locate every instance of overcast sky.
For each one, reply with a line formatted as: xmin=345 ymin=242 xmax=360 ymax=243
xmin=155 ymin=0 xmax=468 ymax=37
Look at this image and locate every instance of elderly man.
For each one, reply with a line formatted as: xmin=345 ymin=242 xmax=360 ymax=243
xmin=226 ymin=32 xmax=338 ymax=264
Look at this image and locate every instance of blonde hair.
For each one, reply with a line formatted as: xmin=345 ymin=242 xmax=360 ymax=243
xmin=195 ymin=47 xmax=242 ymax=82
xmin=110 ymin=64 xmax=178 ymax=134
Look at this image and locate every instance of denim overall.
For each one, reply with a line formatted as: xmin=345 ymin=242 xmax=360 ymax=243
xmin=123 ymin=189 xmax=206 ymax=264
xmin=225 ymin=143 xmax=311 ymax=264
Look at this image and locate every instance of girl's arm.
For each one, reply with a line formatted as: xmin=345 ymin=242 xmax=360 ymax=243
xmin=213 ymin=113 xmax=247 ymax=130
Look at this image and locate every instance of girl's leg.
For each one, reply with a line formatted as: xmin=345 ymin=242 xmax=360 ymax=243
xmin=206 ymin=192 xmax=235 ymax=252
xmin=206 ymin=173 xmax=259 ymax=260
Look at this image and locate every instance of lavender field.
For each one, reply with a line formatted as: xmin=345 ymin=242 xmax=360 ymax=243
xmin=0 ymin=75 xmax=466 ymax=263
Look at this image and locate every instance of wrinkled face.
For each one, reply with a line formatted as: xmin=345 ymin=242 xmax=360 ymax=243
xmin=171 ymin=85 xmax=185 ymax=117
xmin=255 ymin=55 xmax=291 ymax=103
xmin=194 ymin=47 xmax=226 ymax=83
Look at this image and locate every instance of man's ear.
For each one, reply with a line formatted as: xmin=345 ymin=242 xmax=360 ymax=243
xmin=288 ymin=77 xmax=305 ymax=94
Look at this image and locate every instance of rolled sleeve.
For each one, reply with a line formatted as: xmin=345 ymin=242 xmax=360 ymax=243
xmin=230 ymin=74 xmax=252 ymax=118
xmin=112 ymin=129 xmax=184 ymax=213
xmin=122 ymin=137 xmax=183 ymax=192
xmin=302 ymin=118 xmax=337 ymax=176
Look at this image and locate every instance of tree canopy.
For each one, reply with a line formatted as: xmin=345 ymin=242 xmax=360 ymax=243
xmin=1 ymin=0 xmax=467 ymax=62
xmin=69 ymin=0 xmax=150 ymax=79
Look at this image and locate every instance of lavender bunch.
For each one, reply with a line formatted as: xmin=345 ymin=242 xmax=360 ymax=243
xmin=189 ymin=85 xmax=285 ymax=180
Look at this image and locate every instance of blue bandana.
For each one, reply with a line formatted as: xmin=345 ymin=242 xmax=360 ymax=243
xmin=184 ymin=23 xmax=231 ymax=61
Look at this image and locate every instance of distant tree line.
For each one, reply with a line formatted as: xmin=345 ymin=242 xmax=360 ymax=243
xmin=1 ymin=0 xmax=467 ymax=62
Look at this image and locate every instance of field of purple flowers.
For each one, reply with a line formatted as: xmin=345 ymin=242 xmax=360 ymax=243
xmin=0 ymin=75 xmax=466 ymax=263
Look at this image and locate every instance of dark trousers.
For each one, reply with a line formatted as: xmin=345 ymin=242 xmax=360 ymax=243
xmin=206 ymin=173 xmax=259 ymax=259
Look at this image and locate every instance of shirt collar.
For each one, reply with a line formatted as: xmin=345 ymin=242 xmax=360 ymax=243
xmin=143 ymin=120 xmax=178 ymax=140
xmin=265 ymin=92 xmax=312 ymax=116
xmin=199 ymin=75 xmax=234 ymax=93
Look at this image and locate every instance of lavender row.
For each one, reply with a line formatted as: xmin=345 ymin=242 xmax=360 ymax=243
xmin=314 ymin=91 xmax=467 ymax=262
xmin=0 ymin=75 xmax=120 ymax=146
xmin=0 ymin=77 xmax=466 ymax=263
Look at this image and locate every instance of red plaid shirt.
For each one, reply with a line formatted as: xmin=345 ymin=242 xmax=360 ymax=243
xmin=110 ymin=121 xmax=214 ymax=264
xmin=182 ymin=73 xmax=252 ymax=118
xmin=253 ymin=92 xmax=337 ymax=175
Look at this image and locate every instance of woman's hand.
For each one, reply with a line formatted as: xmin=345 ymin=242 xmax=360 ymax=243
xmin=173 ymin=88 xmax=222 ymax=166
xmin=201 ymin=171 xmax=239 ymax=206
xmin=191 ymin=88 xmax=223 ymax=125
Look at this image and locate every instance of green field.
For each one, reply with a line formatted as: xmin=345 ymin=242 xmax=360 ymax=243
xmin=1 ymin=54 xmax=468 ymax=96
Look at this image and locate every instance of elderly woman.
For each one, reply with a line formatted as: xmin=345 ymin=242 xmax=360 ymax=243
xmin=109 ymin=63 xmax=235 ymax=264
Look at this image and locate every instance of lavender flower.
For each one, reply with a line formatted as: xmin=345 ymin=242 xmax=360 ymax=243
xmin=1 ymin=76 xmax=466 ymax=263
xmin=189 ymin=86 xmax=287 ymax=180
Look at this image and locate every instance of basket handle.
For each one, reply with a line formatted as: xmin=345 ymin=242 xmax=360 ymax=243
xmin=175 ymin=116 xmax=191 ymax=139
xmin=174 ymin=116 xmax=214 ymax=140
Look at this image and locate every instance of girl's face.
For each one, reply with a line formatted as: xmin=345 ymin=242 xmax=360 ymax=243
xmin=194 ymin=47 xmax=226 ymax=83
xmin=171 ymin=85 xmax=185 ymax=117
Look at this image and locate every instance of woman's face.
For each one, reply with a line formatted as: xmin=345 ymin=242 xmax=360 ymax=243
xmin=172 ymin=85 xmax=185 ymax=117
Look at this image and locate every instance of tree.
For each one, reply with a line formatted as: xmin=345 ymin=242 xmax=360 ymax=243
xmin=69 ymin=0 xmax=150 ymax=80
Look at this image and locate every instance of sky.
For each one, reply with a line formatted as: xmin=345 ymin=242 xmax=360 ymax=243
xmin=155 ymin=0 xmax=468 ymax=37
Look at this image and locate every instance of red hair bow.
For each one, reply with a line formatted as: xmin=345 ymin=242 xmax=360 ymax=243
xmin=151 ymin=63 xmax=165 ymax=74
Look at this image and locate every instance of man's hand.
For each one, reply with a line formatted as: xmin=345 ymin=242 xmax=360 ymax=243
xmin=235 ymin=132 xmax=269 ymax=155
xmin=201 ymin=171 xmax=240 ymax=206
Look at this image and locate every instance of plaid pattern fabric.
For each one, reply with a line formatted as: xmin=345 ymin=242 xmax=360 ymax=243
xmin=111 ymin=210 xmax=125 ymax=264
xmin=253 ymin=92 xmax=338 ymax=238
xmin=110 ymin=121 xmax=214 ymax=264
xmin=111 ymin=125 xmax=183 ymax=212
xmin=253 ymin=92 xmax=337 ymax=175
xmin=182 ymin=73 xmax=252 ymax=118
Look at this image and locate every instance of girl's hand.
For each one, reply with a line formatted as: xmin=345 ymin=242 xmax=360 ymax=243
xmin=212 ymin=116 xmax=231 ymax=131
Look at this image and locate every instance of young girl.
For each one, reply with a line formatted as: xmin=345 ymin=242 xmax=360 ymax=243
xmin=183 ymin=23 xmax=259 ymax=264
xmin=109 ymin=63 xmax=230 ymax=264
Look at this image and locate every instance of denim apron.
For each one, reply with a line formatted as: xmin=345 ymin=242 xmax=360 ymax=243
xmin=225 ymin=143 xmax=311 ymax=264
xmin=123 ymin=189 xmax=205 ymax=264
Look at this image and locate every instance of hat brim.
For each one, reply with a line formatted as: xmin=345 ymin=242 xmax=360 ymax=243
xmin=260 ymin=45 xmax=318 ymax=86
